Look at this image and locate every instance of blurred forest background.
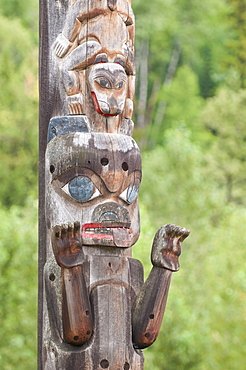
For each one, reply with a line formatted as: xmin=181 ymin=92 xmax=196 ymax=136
xmin=0 ymin=0 xmax=246 ymax=369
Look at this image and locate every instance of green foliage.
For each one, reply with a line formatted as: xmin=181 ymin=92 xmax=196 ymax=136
xmin=0 ymin=200 xmax=37 ymax=369
xmin=134 ymin=127 xmax=246 ymax=369
xmin=1 ymin=0 xmax=246 ymax=369
xmin=200 ymin=88 xmax=246 ymax=204
xmin=139 ymin=125 xmax=223 ymax=229
xmin=149 ymin=66 xmax=204 ymax=146
xmin=133 ymin=0 xmax=232 ymax=108
xmin=0 ymin=0 xmax=38 ymax=38
xmin=226 ymin=0 xmax=246 ymax=87
xmin=0 ymin=14 xmax=38 ymax=206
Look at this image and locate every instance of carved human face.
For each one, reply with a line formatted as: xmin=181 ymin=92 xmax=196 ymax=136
xmin=88 ymin=63 xmax=128 ymax=116
xmin=46 ymin=132 xmax=141 ymax=248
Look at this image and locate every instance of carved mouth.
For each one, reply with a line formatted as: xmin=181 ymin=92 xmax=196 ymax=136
xmin=81 ymin=222 xmax=132 ymax=247
xmin=91 ymin=92 xmax=121 ymax=117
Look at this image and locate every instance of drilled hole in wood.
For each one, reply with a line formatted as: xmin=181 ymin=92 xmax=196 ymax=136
xmin=100 ymin=359 xmax=109 ymax=368
xmin=86 ymin=310 xmax=89 ymax=316
xmin=122 ymin=162 xmax=128 ymax=171
xmin=149 ymin=314 xmax=154 ymax=319
xmin=73 ymin=336 xmax=79 ymax=341
xmin=101 ymin=158 xmax=109 ymax=166
xmin=144 ymin=332 xmax=150 ymax=338
xmin=124 ymin=362 xmax=130 ymax=370
xmin=88 ymin=160 xmax=91 ymax=164
xmin=108 ymin=262 xmax=112 ymax=267
xmin=49 ymin=273 xmax=55 ymax=281
xmin=50 ymin=165 xmax=55 ymax=173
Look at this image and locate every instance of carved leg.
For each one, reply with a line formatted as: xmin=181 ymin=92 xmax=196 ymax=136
xmin=132 ymin=224 xmax=190 ymax=349
xmin=59 ymin=42 xmax=102 ymax=114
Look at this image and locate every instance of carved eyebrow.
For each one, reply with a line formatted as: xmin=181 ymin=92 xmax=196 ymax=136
xmin=94 ymin=56 xmax=108 ymax=64
xmin=114 ymin=58 xmax=125 ymax=68
xmin=54 ymin=166 xmax=109 ymax=195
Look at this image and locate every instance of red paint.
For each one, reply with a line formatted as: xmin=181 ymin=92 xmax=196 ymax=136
xmin=91 ymin=92 xmax=118 ymax=117
xmin=81 ymin=222 xmax=131 ymax=241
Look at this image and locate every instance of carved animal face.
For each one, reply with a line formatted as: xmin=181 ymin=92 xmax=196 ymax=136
xmin=88 ymin=63 xmax=128 ymax=116
xmin=46 ymin=132 xmax=141 ymax=248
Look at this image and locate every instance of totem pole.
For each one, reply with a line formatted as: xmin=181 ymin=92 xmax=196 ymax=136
xmin=39 ymin=1 xmax=190 ymax=369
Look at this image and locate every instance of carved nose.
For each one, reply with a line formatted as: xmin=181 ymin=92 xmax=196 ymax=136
xmin=107 ymin=96 xmax=122 ymax=115
xmin=92 ymin=202 xmax=131 ymax=224
xmin=100 ymin=212 xmax=119 ymax=222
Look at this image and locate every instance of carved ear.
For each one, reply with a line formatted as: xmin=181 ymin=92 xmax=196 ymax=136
xmin=47 ymin=116 xmax=91 ymax=143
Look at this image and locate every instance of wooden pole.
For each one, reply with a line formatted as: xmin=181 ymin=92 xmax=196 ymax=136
xmin=39 ymin=1 xmax=190 ymax=369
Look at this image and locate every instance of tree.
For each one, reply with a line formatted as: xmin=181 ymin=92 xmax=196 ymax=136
xmin=132 ymin=0 xmax=232 ymax=150
xmin=226 ymin=0 xmax=246 ymax=88
xmin=148 ymin=65 xmax=204 ymax=147
xmin=200 ymin=88 xmax=246 ymax=204
xmin=134 ymin=125 xmax=246 ymax=369
xmin=0 ymin=201 xmax=37 ymax=369
xmin=0 ymin=0 xmax=38 ymax=38
xmin=0 ymin=14 xmax=38 ymax=206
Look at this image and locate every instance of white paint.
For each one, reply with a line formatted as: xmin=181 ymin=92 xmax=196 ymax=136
xmin=72 ymin=132 xmax=92 ymax=147
xmin=93 ymin=133 xmax=139 ymax=152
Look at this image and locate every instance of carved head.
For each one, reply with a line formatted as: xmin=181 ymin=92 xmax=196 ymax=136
xmin=88 ymin=62 xmax=128 ymax=117
xmin=46 ymin=132 xmax=141 ymax=248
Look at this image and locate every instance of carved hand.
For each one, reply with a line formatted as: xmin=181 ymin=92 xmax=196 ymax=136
xmin=51 ymin=221 xmax=84 ymax=268
xmin=151 ymin=224 xmax=190 ymax=271
xmin=53 ymin=33 xmax=72 ymax=58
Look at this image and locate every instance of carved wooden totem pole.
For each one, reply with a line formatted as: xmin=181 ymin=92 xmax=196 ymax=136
xmin=39 ymin=1 xmax=190 ymax=369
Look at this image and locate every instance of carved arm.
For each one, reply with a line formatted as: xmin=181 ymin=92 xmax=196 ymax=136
xmin=53 ymin=0 xmax=84 ymax=57
xmin=132 ymin=224 xmax=190 ymax=349
xmin=51 ymin=222 xmax=93 ymax=346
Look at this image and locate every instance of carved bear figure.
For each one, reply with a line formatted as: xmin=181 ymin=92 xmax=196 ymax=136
xmin=43 ymin=128 xmax=189 ymax=369
xmin=53 ymin=0 xmax=135 ymax=135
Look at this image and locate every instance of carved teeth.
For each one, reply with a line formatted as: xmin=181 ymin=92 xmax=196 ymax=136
xmin=85 ymin=227 xmax=128 ymax=235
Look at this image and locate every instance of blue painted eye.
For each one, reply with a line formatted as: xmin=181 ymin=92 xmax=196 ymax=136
xmin=127 ymin=184 xmax=139 ymax=203
xmin=99 ymin=79 xmax=110 ymax=88
xmin=120 ymin=184 xmax=139 ymax=203
xmin=62 ymin=176 xmax=100 ymax=202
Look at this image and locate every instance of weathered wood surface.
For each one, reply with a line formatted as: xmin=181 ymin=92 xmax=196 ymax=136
xmin=43 ymin=131 xmax=144 ymax=368
xmin=39 ymin=1 xmax=190 ymax=369
xmin=40 ymin=0 xmax=135 ymax=134
xmin=132 ymin=225 xmax=190 ymax=349
xmin=43 ymin=128 xmax=190 ymax=368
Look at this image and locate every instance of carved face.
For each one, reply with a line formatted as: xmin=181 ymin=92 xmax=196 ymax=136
xmin=46 ymin=132 xmax=141 ymax=248
xmin=88 ymin=63 xmax=128 ymax=116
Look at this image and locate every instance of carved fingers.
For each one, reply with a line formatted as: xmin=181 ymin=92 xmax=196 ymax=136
xmin=51 ymin=221 xmax=84 ymax=268
xmin=151 ymin=224 xmax=190 ymax=271
xmin=67 ymin=93 xmax=83 ymax=115
xmin=53 ymin=33 xmax=72 ymax=58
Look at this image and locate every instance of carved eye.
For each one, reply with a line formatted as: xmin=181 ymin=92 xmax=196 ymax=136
xmin=98 ymin=79 xmax=110 ymax=88
xmin=62 ymin=176 xmax=100 ymax=202
xmin=117 ymin=81 xmax=124 ymax=89
xmin=119 ymin=184 xmax=140 ymax=204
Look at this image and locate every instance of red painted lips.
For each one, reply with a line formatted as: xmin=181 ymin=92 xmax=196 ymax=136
xmin=81 ymin=222 xmax=132 ymax=247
